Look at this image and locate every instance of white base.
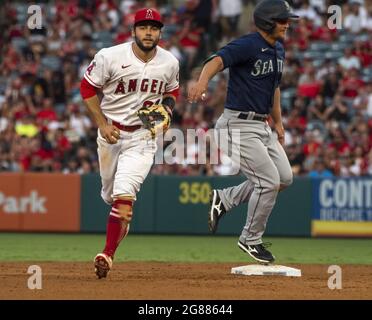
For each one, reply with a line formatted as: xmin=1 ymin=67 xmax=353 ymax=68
xmin=231 ymin=264 xmax=301 ymax=277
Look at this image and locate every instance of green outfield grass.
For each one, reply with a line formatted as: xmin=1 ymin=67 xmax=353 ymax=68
xmin=1 ymin=233 xmax=372 ymax=264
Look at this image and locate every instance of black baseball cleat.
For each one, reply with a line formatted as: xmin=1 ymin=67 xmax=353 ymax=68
xmin=238 ymin=241 xmax=275 ymax=264
xmin=208 ymin=190 xmax=226 ymax=234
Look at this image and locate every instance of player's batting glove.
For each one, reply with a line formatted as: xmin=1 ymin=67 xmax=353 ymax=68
xmin=137 ymin=104 xmax=171 ymax=139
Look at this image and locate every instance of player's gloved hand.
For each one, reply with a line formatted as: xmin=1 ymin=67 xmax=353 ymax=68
xmin=99 ymin=124 xmax=120 ymax=144
xmin=137 ymin=104 xmax=171 ymax=139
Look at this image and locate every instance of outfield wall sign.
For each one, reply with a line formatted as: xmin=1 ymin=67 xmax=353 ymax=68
xmin=312 ymin=178 xmax=372 ymax=237
xmin=0 ymin=173 xmax=80 ymax=232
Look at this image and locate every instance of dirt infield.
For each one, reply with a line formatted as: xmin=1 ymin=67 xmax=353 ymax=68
xmin=1 ymin=262 xmax=371 ymax=299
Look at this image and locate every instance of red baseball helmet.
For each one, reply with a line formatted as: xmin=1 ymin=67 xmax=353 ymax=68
xmin=134 ymin=8 xmax=164 ymax=28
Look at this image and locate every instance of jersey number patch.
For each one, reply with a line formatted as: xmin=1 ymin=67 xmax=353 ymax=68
xmin=143 ymin=100 xmax=161 ymax=108
xmin=86 ymin=61 xmax=96 ymax=75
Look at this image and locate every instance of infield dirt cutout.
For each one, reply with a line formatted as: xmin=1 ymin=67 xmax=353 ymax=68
xmin=1 ymin=262 xmax=371 ymax=299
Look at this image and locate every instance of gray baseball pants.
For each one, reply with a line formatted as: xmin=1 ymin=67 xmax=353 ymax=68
xmin=215 ymin=108 xmax=293 ymax=245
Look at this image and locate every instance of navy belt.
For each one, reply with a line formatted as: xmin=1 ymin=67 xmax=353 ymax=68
xmin=238 ymin=113 xmax=268 ymax=122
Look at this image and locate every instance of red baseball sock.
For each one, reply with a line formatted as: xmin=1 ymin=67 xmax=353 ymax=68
xmin=103 ymin=201 xmax=131 ymax=258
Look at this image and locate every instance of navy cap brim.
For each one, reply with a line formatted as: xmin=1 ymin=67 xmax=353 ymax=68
xmin=288 ymin=13 xmax=299 ymax=19
xmin=275 ymin=12 xmax=299 ymax=20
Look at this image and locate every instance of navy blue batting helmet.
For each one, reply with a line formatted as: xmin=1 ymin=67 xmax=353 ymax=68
xmin=254 ymin=0 xmax=299 ymax=32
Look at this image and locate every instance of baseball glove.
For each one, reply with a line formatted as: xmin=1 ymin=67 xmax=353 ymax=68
xmin=137 ymin=104 xmax=171 ymax=139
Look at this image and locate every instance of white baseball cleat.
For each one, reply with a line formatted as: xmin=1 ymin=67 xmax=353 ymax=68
xmin=208 ymin=190 xmax=226 ymax=234
xmin=94 ymin=253 xmax=113 ymax=279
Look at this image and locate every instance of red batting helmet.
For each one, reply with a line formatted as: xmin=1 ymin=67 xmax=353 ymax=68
xmin=134 ymin=8 xmax=164 ymax=28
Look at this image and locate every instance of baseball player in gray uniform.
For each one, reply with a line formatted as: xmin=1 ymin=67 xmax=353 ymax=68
xmin=188 ymin=0 xmax=298 ymax=264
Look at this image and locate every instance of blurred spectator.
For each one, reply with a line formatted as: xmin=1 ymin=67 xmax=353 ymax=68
xmin=344 ymin=0 xmax=368 ymax=33
xmin=354 ymin=40 xmax=372 ymax=67
xmin=308 ymin=158 xmax=334 ymax=177
xmin=321 ymin=70 xmax=341 ymax=99
xmin=218 ymin=0 xmax=243 ymax=44
xmin=339 ymin=68 xmax=365 ymax=98
xmin=328 ymin=126 xmax=351 ymax=156
xmin=349 ymin=145 xmax=365 ymax=176
xmin=338 ymin=47 xmax=361 ymax=70
xmin=316 ymin=59 xmax=336 ymax=81
xmin=307 ymin=94 xmax=328 ymax=122
xmin=366 ymin=149 xmax=372 ymax=175
xmin=36 ymin=98 xmax=58 ymax=128
xmin=352 ymin=84 xmax=372 ymax=118
xmin=325 ymin=93 xmax=350 ymax=123
xmin=15 ymin=115 xmax=39 ymax=138
xmin=297 ymin=65 xmax=322 ymax=98
xmin=68 ymin=104 xmax=92 ymax=138
xmin=293 ymin=0 xmax=322 ymax=26
xmin=177 ymin=17 xmax=202 ymax=75
xmin=287 ymin=143 xmax=305 ymax=175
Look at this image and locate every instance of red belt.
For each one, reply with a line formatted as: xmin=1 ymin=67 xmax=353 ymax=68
xmin=112 ymin=121 xmax=142 ymax=132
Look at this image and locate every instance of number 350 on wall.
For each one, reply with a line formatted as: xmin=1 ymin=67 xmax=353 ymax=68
xmin=179 ymin=182 xmax=211 ymax=204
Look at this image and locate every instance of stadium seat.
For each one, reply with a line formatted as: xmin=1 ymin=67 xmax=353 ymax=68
xmin=339 ymin=33 xmax=354 ymax=44
xmin=41 ymin=56 xmax=62 ymax=71
xmin=330 ymin=42 xmax=349 ymax=51
xmin=281 ymin=88 xmax=297 ymax=111
xmin=92 ymin=31 xmax=113 ymax=42
xmin=294 ymin=51 xmax=305 ymax=60
xmin=324 ymin=51 xmax=344 ymax=60
xmin=362 ymin=75 xmax=372 ymax=83
xmin=306 ymin=120 xmax=327 ymax=136
xmin=15 ymin=3 xmax=28 ymax=25
xmin=355 ymin=34 xmax=370 ymax=42
xmin=309 ymin=41 xmax=329 ymax=51
xmin=94 ymin=41 xmax=113 ymax=50
xmin=11 ymin=38 xmax=28 ymax=53
xmin=362 ymin=67 xmax=372 ymax=77
xmin=312 ymin=59 xmax=325 ymax=68
xmin=304 ymin=51 xmax=325 ymax=60
xmin=92 ymin=31 xmax=113 ymax=49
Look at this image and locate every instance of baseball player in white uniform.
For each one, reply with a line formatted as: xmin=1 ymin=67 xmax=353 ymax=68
xmin=80 ymin=8 xmax=179 ymax=279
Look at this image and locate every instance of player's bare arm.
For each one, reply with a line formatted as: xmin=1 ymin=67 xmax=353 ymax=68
xmin=188 ymin=56 xmax=224 ymax=103
xmin=82 ymin=95 xmax=120 ymax=144
xmin=271 ymin=87 xmax=285 ymax=146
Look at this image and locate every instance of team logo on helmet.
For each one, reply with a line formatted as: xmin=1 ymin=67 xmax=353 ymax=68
xmin=284 ymin=1 xmax=290 ymax=11
xmin=146 ymin=9 xmax=154 ymax=19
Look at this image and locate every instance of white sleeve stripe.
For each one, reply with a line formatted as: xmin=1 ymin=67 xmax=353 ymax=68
xmin=84 ymin=74 xmax=103 ymax=88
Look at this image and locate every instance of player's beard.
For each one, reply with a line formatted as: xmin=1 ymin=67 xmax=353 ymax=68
xmin=134 ymin=36 xmax=159 ymax=52
xmin=273 ymin=25 xmax=288 ymax=42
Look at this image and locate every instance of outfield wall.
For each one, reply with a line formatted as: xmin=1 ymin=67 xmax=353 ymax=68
xmin=1 ymin=173 xmax=371 ymax=237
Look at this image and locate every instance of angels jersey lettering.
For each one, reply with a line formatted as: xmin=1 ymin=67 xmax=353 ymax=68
xmin=84 ymin=42 xmax=179 ymax=125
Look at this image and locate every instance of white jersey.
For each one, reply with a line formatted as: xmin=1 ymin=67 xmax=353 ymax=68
xmin=84 ymin=42 xmax=179 ymax=125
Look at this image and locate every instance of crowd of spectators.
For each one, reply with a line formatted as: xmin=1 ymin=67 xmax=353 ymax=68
xmin=0 ymin=0 xmax=371 ymax=177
